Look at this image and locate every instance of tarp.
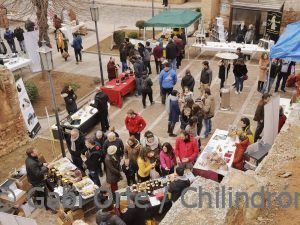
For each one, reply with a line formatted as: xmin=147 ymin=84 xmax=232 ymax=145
xmin=270 ymin=21 xmax=300 ymax=61
xmin=144 ymin=9 xmax=201 ymax=28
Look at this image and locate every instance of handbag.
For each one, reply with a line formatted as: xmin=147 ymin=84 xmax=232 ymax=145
xmin=243 ymin=74 xmax=248 ymax=80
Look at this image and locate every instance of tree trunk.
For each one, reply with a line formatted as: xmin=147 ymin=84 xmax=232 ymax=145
xmin=31 ymin=0 xmax=50 ymax=47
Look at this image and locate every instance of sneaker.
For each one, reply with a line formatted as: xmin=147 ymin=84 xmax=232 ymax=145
xmin=169 ymin=133 xmax=177 ymax=137
xmin=199 ymin=135 xmax=206 ymax=139
xmin=143 ymin=105 xmax=146 ymax=109
xmin=239 ymin=91 xmax=242 ymax=94
xmin=281 ymin=89 xmax=286 ymax=93
xmin=235 ymin=91 xmax=239 ymax=94
xmin=151 ymin=101 xmax=155 ymax=105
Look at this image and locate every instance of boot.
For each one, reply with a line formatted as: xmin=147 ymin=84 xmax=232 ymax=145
xmin=169 ymin=124 xmax=177 ymax=137
xmin=161 ymin=95 xmax=166 ymax=105
xmin=167 ymin=123 xmax=171 ymax=133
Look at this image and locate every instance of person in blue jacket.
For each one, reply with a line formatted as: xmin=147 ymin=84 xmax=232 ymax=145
xmin=71 ymin=33 xmax=82 ymax=64
xmin=159 ymin=63 xmax=177 ymax=104
xmin=4 ymin=28 xmax=17 ymax=53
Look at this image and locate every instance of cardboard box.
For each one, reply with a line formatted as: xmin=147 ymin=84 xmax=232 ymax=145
xmin=67 ymin=209 xmax=84 ymax=221
xmin=57 ymin=209 xmax=73 ymax=225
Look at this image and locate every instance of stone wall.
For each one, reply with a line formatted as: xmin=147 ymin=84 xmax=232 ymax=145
xmin=0 ymin=66 xmax=28 ymax=157
xmin=160 ymin=104 xmax=300 ymax=225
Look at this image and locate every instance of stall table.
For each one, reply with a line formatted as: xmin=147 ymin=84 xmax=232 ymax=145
xmin=193 ymin=129 xmax=237 ymax=181
xmin=3 ymin=57 xmax=32 ymax=72
xmin=191 ymin=41 xmax=269 ymax=58
xmin=100 ymin=74 xmax=136 ymax=108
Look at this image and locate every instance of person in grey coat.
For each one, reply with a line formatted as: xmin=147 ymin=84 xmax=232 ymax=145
xmin=245 ymin=24 xmax=255 ymax=44
xmin=105 ymin=146 xmax=122 ymax=194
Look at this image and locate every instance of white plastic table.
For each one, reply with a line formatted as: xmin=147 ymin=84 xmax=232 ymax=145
xmin=4 ymin=58 xmax=32 ymax=72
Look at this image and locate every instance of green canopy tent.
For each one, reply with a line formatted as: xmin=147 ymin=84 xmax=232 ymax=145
xmin=143 ymin=9 xmax=201 ymax=59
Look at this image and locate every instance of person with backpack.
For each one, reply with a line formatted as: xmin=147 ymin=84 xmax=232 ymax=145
xmin=141 ymin=74 xmax=154 ymax=108
xmin=132 ymin=56 xmax=144 ymax=96
xmin=90 ymin=89 xmax=110 ymax=132
xmin=85 ymin=138 xmax=102 ymax=187
xmin=144 ymin=41 xmax=152 ymax=75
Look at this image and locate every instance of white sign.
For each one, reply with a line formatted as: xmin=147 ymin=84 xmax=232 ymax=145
xmin=15 ymin=78 xmax=40 ymax=138
xmin=23 ymin=30 xmax=42 ymax=73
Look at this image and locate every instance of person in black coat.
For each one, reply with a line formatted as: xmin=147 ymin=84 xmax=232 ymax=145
xmin=94 ymin=130 xmax=107 ymax=177
xmin=168 ymin=166 xmax=190 ymax=202
xmin=166 ymin=39 xmax=178 ymax=70
xmin=218 ymin=60 xmax=230 ymax=89
xmin=233 ymin=59 xmax=248 ymax=94
xmin=121 ymin=192 xmax=147 ymax=225
xmin=119 ymin=43 xmax=128 ymax=72
xmin=61 ymin=85 xmax=77 ymax=115
xmin=102 ymin=132 xmax=124 ymax=162
xmin=65 ymin=128 xmax=87 ymax=171
xmin=181 ymin=69 xmax=195 ymax=92
xmin=141 ymin=74 xmax=154 ymax=108
xmin=235 ymin=23 xmax=247 ymax=43
xmin=85 ymin=138 xmax=102 ymax=187
xmin=25 ymin=148 xmax=49 ymax=209
xmin=96 ymin=210 xmax=126 ymax=225
xmin=90 ymin=89 xmax=110 ymax=132
xmin=14 ymin=26 xmax=26 ymax=53
xmin=122 ymin=158 xmax=137 ymax=186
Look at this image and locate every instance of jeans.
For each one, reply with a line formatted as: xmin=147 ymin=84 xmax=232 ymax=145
xmin=71 ymin=154 xmax=84 ymax=171
xmin=74 ymin=49 xmax=82 ymax=62
xmin=236 ymin=76 xmax=244 ymax=92
xmin=204 ymin=118 xmax=212 ymax=136
xmin=121 ymin=61 xmax=128 ymax=72
xmin=99 ymin=111 xmax=110 ymax=132
xmin=168 ymin=58 xmax=177 ymax=71
xmin=142 ymin=90 xmax=153 ymax=107
xmin=264 ymin=77 xmax=275 ymax=93
xmin=89 ymin=170 xmax=101 ymax=187
xmin=155 ymin=59 xmax=162 ymax=74
xmin=161 ymin=167 xmax=174 ymax=177
xmin=257 ymin=81 xmax=264 ymax=93
xmin=19 ymin=40 xmax=26 ymax=53
xmin=7 ymin=41 xmax=16 ymax=53
xmin=161 ymin=87 xmax=173 ymax=104
xmin=275 ymin=72 xmax=288 ymax=91
xmin=144 ymin=61 xmax=152 ymax=74
xmin=135 ymin=77 xmax=142 ymax=95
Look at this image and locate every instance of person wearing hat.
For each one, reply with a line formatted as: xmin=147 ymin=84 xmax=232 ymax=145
xmin=105 ymin=145 xmax=122 ymax=194
xmin=181 ymin=69 xmax=195 ymax=92
xmin=159 ymin=62 xmax=177 ymax=104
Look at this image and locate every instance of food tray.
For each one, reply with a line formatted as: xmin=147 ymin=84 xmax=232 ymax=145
xmin=73 ymin=177 xmax=94 ymax=192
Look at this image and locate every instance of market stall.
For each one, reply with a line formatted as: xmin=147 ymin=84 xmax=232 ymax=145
xmin=191 ymin=41 xmax=270 ymax=58
xmin=1 ymin=55 xmax=32 ymax=72
xmin=51 ymin=102 xmax=99 ymax=139
xmin=100 ymin=72 xmax=136 ymax=108
xmin=193 ymin=129 xmax=237 ymax=181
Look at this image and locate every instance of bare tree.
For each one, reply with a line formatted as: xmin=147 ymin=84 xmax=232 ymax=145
xmin=0 ymin=0 xmax=91 ymax=45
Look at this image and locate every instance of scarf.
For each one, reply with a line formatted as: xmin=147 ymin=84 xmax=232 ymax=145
xmin=70 ymin=135 xmax=79 ymax=152
xmin=144 ymin=136 xmax=159 ymax=150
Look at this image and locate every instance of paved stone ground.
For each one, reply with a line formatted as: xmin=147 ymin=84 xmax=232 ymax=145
xmin=6 ymin=3 xmax=298 ymax=225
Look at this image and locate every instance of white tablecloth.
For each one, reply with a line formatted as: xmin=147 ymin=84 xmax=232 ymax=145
xmin=4 ymin=58 xmax=32 ymax=72
xmin=193 ymin=129 xmax=237 ymax=176
xmin=130 ymin=38 xmax=167 ymax=49
xmin=280 ymin=97 xmax=292 ymax=118
xmin=192 ymin=41 xmax=269 ymax=55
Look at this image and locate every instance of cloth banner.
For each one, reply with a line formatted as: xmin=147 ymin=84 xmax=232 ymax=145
xmin=23 ymin=30 xmax=41 ymax=72
xmin=266 ymin=11 xmax=282 ymax=42
xmin=263 ymin=96 xmax=280 ymax=145
xmin=15 ymin=78 xmax=41 ymax=138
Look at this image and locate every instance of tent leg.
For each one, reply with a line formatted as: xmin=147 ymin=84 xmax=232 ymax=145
xmin=265 ymin=59 xmax=272 ymax=93
xmin=144 ymin=27 xmax=146 ymax=41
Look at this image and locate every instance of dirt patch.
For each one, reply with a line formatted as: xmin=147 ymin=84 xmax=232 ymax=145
xmin=27 ymin=71 xmax=98 ymax=117
xmin=84 ymin=29 xmax=161 ymax=55
xmin=0 ymin=138 xmax=63 ymax=183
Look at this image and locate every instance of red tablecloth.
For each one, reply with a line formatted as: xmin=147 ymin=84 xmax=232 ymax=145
xmin=193 ymin=169 xmax=219 ymax=182
xmin=100 ymin=74 xmax=136 ymax=108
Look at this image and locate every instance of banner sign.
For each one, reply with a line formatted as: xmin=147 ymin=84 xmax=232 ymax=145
xmin=266 ymin=11 xmax=282 ymax=42
xmin=15 ymin=78 xmax=41 ymax=138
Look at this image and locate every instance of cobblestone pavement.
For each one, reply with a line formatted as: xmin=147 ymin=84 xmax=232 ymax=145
xmin=5 ymin=3 xmax=297 ymax=225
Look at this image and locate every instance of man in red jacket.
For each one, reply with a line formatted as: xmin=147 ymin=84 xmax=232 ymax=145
xmin=125 ymin=109 xmax=146 ymax=141
xmin=175 ymin=131 xmax=199 ymax=169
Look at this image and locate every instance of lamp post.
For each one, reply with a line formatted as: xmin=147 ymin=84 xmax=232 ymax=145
xmin=37 ymin=41 xmax=66 ymax=157
xmin=90 ymin=0 xmax=105 ymax=86
xmin=152 ymin=0 xmax=155 ymax=39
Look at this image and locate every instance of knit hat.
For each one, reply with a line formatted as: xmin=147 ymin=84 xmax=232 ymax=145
xmin=107 ymin=145 xmax=117 ymax=155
